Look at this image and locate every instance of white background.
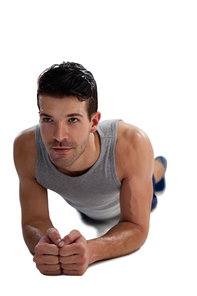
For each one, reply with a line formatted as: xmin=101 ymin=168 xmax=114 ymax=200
xmin=1 ymin=0 xmax=197 ymax=295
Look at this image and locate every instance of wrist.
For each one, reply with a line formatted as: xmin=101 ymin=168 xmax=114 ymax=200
xmin=87 ymin=238 xmax=107 ymax=265
xmin=87 ymin=239 xmax=97 ymax=265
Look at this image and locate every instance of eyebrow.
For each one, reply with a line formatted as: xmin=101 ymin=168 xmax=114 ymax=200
xmin=39 ymin=112 xmax=84 ymax=118
xmin=39 ymin=113 xmax=52 ymax=117
xmin=66 ymin=113 xmax=84 ymax=118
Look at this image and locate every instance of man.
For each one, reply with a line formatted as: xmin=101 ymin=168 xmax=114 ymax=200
xmin=14 ymin=62 xmax=167 ymax=276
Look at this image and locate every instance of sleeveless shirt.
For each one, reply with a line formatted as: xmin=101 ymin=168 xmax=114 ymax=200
xmin=35 ymin=119 xmax=122 ymax=220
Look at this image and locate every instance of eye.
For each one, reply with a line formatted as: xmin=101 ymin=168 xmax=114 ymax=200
xmin=68 ymin=118 xmax=78 ymax=123
xmin=43 ymin=117 xmax=53 ymax=122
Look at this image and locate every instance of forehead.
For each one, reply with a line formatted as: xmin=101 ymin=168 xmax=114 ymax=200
xmin=39 ymin=95 xmax=88 ymax=117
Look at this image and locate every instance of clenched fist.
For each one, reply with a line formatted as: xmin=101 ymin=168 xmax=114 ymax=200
xmin=33 ymin=228 xmax=64 ymax=275
xmin=33 ymin=228 xmax=90 ymax=276
xmin=60 ymin=230 xmax=90 ymax=276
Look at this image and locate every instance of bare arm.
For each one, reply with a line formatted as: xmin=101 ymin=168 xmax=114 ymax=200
xmin=87 ymin=122 xmax=154 ymax=264
xmin=14 ymin=127 xmax=54 ymax=254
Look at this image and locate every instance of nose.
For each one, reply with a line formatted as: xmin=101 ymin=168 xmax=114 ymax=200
xmin=53 ymin=122 xmax=69 ymax=143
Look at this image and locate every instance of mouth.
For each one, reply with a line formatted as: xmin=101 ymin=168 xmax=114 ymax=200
xmin=52 ymin=147 xmax=72 ymax=154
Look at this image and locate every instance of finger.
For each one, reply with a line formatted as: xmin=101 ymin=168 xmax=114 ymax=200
xmin=35 ymin=263 xmax=62 ymax=275
xmin=33 ymin=254 xmax=59 ymax=265
xmin=59 ymin=235 xmax=86 ymax=256
xmin=41 ymin=270 xmax=62 ymax=276
xmin=61 ymin=265 xmax=85 ymax=276
xmin=62 ymin=230 xmax=82 ymax=245
xmin=46 ymin=228 xmax=63 ymax=246
xmin=59 ymin=244 xmax=77 ymax=257
xmin=59 ymin=242 xmax=84 ymax=257
xmin=34 ymin=242 xmax=59 ymax=256
xmin=60 ymin=254 xmax=81 ymax=264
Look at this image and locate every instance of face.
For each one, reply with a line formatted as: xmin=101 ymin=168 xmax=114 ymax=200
xmin=39 ymin=95 xmax=99 ymax=172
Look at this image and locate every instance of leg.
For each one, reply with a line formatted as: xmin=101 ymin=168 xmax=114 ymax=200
xmin=151 ymin=175 xmax=157 ymax=211
xmin=151 ymin=156 xmax=167 ymax=211
xmin=153 ymin=158 xmax=165 ymax=183
xmin=153 ymin=156 xmax=167 ymax=192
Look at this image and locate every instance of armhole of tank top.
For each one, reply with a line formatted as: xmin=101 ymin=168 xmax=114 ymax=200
xmin=35 ymin=125 xmax=41 ymax=183
xmin=111 ymin=120 xmax=122 ymax=187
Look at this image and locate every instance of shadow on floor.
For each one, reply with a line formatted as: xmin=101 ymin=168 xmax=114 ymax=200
xmin=79 ymin=212 xmax=120 ymax=238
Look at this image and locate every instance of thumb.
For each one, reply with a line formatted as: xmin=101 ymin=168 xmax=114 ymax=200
xmin=62 ymin=230 xmax=82 ymax=245
xmin=46 ymin=228 xmax=65 ymax=247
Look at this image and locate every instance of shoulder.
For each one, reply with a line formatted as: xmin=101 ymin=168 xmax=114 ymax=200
xmin=116 ymin=121 xmax=152 ymax=150
xmin=14 ymin=126 xmax=37 ymax=179
xmin=14 ymin=125 xmax=37 ymax=153
xmin=115 ymin=121 xmax=154 ymax=180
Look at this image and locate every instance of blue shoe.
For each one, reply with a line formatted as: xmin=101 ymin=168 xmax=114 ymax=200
xmin=154 ymin=156 xmax=167 ymax=192
xmin=151 ymin=194 xmax=158 ymax=211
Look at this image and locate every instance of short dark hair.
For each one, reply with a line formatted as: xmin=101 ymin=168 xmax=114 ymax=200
xmin=37 ymin=62 xmax=98 ymax=120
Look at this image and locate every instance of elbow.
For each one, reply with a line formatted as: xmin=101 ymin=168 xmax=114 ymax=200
xmin=126 ymin=221 xmax=150 ymax=251
xmin=136 ymin=224 xmax=149 ymax=249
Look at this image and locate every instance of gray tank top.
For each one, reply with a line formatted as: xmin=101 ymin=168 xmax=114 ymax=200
xmin=35 ymin=119 xmax=122 ymax=220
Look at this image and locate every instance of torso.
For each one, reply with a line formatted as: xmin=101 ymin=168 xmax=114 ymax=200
xmin=18 ymin=120 xmax=145 ymax=184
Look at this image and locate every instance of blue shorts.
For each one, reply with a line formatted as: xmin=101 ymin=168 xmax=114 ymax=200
xmin=151 ymin=175 xmax=157 ymax=211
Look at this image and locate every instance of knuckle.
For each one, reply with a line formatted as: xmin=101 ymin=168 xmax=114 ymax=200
xmin=33 ymin=255 xmax=37 ymax=263
xmin=80 ymin=254 xmax=88 ymax=263
xmin=50 ymin=230 xmax=59 ymax=240
xmin=34 ymin=262 xmax=42 ymax=271
xmin=34 ymin=244 xmax=42 ymax=254
xmin=77 ymin=242 xmax=85 ymax=254
xmin=71 ymin=229 xmax=81 ymax=236
xmin=46 ymin=227 xmax=56 ymax=235
xmin=47 ymin=228 xmax=61 ymax=243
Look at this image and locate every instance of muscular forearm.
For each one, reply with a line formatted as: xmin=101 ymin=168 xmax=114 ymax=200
xmin=22 ymin=220 xmax=54 ymax=254
xmin=87 ymin=222 xmax=148 ymax=264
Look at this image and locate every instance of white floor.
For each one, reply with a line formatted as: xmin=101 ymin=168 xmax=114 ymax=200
xmin=1 ymin=1 xmax=197 ymax=295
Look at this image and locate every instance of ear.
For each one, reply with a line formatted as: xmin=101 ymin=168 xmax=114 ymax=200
xmin=90 ymin=112 xmax=101 ymax=133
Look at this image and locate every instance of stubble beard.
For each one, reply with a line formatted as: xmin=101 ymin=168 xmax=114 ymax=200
xmin=47 ymin=134 xmax=90 ymax=170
